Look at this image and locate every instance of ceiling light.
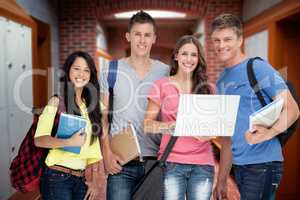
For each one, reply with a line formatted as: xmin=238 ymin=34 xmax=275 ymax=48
xmin=114 ymin=10 xmax=186 ymax=19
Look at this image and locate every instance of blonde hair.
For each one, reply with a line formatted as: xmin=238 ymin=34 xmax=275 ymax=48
xmin=211 ymin=13 xmax=243 ymax=37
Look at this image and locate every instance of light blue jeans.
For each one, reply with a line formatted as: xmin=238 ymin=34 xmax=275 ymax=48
xmin=107 ymin=160 xmax=157 ymax=200
xmin=163 ymin=162 xmax=214 ymax=200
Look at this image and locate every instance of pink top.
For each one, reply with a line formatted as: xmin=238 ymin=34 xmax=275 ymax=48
xmin=148 ymin=77 xmax=215 ymax=166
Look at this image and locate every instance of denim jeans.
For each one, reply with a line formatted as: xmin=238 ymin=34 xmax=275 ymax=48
xmin=234 ymin=161 xmax=283 ymax=200
xmin=40 ymin=166 xmax=87 ymax=200
xmin=107 ymin=160 xmax=156 ymax=200
xmin=163 ymin=162 xmax=214 ymax=200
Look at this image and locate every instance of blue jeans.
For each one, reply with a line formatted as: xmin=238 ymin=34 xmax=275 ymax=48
xmin=234 ymin=161 xmax=283 ymax=200
xmin=107 ymin=160 xmax=156 ymax=200
xmin=40 ymin=166 xmax=87 ymax=200
xmin=163 ymin=162 xmax=214 ymax=200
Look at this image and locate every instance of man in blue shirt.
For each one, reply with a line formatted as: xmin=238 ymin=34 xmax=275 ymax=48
xmin=211 ymin=14 xmax=299 ymax=200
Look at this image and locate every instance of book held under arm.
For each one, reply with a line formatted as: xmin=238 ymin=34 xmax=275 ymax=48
xmin=110 ymin=124 xmax=141 ymax=165
xmin=56 ymin=113 xmax=87 ymax=154
xmin=249 ymin=98 xmax=284 ymax=132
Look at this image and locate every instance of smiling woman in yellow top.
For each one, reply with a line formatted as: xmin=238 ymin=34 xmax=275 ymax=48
xmin=34 ymin=51 xmax=103 ymax=200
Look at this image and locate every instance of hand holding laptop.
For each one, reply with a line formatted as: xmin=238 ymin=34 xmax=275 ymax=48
xmin=193 ymin=136 xmax=216 ymax=141
xmin=160 ymin=122 xmax=176 ymax=135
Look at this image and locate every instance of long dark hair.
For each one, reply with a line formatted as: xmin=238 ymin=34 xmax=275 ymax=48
xmin=170 ymin=35 xmax=211 ymax=94
xmin=62 ymin=51 xmax=102 ymax=143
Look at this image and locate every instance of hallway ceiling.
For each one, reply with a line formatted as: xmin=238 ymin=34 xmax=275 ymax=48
xmin=93 ymin=0 xmax=209 ymax=18
xmin=100 ymin=18 xmax=198 ymax=30
xmin=92 ymin=0 xmax=208 ymax=36
xmin=91 ymin=0 xmax=208 ymax=58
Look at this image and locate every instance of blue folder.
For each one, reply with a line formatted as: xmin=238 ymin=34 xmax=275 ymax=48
xmin=56 ymin=113 xmax=87 ymax=154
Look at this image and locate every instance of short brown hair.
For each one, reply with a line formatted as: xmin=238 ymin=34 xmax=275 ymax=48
xmin=211 ymin=13 xmax=243 ymax=37
xmin=128 ymin=10 xmax=157 ymax=33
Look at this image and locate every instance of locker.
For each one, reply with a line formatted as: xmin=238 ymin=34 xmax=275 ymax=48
xmin=0 ymin=16 xmax=33 ymax=198
xmin=0 ymin=17 xmax=6 ymax=109
xmin=6 ymin=20 xmax=32 ymax=107
xmin=0 ymin=108 xmax=11 ymax=199
xmin=17 ymin=25 xmax=32 ymax=109
xmin=7 ymin=106 xmax=32 ymax=160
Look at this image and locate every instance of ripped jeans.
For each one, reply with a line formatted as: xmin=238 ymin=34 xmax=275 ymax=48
xmin=234 ymin=161 xmax=283 ymax=200
xmin=163 ymin=162 xmax=214 ymax=200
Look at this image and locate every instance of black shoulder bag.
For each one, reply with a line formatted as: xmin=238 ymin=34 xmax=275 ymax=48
xmin=132 ymin=136 xmax=178 ymax=200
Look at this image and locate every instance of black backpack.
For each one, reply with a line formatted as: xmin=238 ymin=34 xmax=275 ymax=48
xmin=247 ymin=57 xmax=299 ymax=147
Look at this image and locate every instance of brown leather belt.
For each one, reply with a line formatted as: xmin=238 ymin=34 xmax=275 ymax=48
xmin=133 ymin=156 xmax=157 ymax=161
xmin=129 ymin=156 xmax=157 ymax=165
xmin=49 ymin=165 xmax=85 ymax=177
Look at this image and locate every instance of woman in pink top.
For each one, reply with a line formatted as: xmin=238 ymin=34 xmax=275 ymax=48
xmin=144 ymin=35 xmax=231 ymax=200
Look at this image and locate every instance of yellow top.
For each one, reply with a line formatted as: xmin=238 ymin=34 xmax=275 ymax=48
xmin=35 ymin=101 xmax=103 ymax=170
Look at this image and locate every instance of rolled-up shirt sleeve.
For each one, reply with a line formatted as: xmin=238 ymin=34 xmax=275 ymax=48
xmin=253 ymin=59 xmax=287 ymax=98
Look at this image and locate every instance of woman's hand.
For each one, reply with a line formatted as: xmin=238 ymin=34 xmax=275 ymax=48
xmin=68 ymin=129 xmax=86 ymax=146
xmin=84 ymin=162 xmax=102 ymax=200
xmin=193 ymin=136 xmax=216 ymax=141
xmin=84 ymin=179 xmax=99 ymax=200
xmin=160 ymin=121 xmax=176 ymax=134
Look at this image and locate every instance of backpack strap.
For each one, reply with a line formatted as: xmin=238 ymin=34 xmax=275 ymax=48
xmin=159 ymin=136 xmax=178 ymax=164
xmin=49 ymin=94 xmax=65 ymax=137
xmin=246 ymin=57 xmax=267 ymax=107
xmin=107 ymin=60 xmax=118 ymax=134
xmin=53 ymin=94 xmax=65 ymax=113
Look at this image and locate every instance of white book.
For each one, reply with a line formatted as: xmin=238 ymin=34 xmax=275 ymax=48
xmin=173 ymin=94 xmax=240 ymax=137
xmin=249 ymin=98 xmax=284 ymax=132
